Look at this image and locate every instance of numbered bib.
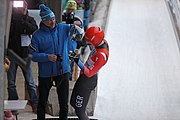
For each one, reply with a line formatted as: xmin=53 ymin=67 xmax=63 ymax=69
xmin=21 ymin=34 xmax=31 ymax=47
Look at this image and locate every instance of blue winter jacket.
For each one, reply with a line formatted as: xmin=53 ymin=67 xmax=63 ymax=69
xmin=31 ymin=23 xmax=76 ymax=77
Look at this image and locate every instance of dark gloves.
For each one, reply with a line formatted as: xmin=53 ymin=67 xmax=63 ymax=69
xmin=69 ymin=51 xmax=80 ymax=63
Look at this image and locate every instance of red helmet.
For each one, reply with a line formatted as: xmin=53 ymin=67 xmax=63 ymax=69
xmin=85 ymin=26 xmax=104 ymax=47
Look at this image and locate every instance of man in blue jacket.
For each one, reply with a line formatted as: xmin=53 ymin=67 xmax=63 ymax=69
xmin=30 ymin=4 xmax=83 ymax=120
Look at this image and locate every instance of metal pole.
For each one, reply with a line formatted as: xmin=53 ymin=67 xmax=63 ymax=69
xmin=59 ymin=0 xmax=62 ymax=22
xmin=0 ymin=0 xmax=7 ymax=119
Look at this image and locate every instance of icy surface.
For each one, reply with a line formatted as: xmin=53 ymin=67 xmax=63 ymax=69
xmin=94 ymin=0 xmax=180 ymax=120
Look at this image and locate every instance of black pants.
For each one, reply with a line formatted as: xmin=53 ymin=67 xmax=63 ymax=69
xmin=37 ymin=73 xmax=69 ymax=120
xmin=70 ymin=74 xmax=97 ymax=120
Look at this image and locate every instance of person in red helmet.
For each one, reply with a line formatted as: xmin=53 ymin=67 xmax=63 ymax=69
xmin=70 ymin=26 xmax=109 ymax=120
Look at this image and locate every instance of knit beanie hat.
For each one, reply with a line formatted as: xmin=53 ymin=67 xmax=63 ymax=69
xmin=39 ymin=4 xmax=55 ymax=22
xmin=66 ymin=0 xmax=77 ymax=11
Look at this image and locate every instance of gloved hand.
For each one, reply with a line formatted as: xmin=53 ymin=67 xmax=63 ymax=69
xmin=74 ymin=25 xmax=84 ymax=40
xmin=69 ymin=51 xmax=80 ymax=63
xmin=69 ymin=51 xmax=86 ymax=72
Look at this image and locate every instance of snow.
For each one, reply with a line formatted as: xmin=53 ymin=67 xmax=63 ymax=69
xmin=93 ymin=0 xmax=180 ymax=120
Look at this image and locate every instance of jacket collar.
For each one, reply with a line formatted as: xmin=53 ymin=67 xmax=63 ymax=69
xmin=39 ymin=22 xmax=57 ymax=32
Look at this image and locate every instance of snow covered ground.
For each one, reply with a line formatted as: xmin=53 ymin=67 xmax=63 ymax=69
xmin=94 ymin=0 xmax=180 ymax=120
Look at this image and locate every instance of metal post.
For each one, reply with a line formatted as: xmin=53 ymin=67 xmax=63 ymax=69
xmin=59 ymin=0 xmax=62 ymax=22
xmin=0 ymin=0 xmax=7 ymax=119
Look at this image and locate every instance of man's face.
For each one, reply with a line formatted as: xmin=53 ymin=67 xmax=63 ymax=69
xmin=43 ymin=18 xmax=56 ymax=29
xmin=66 ymin=8 xmax=75 ymax=14
xmin=22 ymin=5 xmax=28 ymax=15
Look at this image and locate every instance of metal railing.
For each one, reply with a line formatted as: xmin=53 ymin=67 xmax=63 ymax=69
xmin=168 ymin=0 xmax=180 ymax=33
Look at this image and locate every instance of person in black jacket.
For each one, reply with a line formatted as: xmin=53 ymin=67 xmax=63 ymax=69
xmin=7 ymin=0 xmax=38 ymax=114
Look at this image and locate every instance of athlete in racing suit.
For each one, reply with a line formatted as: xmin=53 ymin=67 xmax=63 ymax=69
xmin=70 ymin=26 xmax=109 ymax=120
